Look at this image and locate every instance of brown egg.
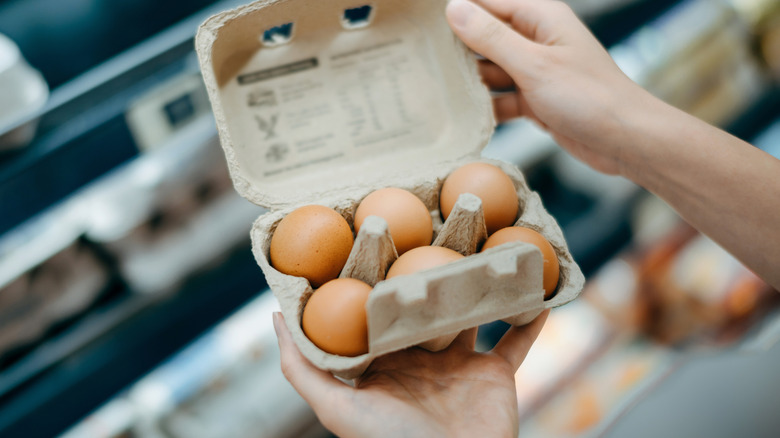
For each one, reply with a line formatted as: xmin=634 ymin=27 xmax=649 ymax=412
xmin=354 ymin=187 xmax=433 ymax=255
xmin=269 ymin=205 xmax=354 ymax=288
xmin=482 ymin=226 xmax=560 ymax=298
xmin=386 ymin=245 xmax=465 ymax=279
xmin=440 ymin=162 xmax=519 ymax=234
xmin=302 ymin=278 xmax=372 ymax=357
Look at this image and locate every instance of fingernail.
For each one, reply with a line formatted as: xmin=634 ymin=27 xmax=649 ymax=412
xmin=447 ymin=0 xmax=475 ymax=28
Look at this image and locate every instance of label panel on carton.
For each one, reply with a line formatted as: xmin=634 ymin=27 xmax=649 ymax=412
xmin=222 ymin=29 xmax=447 ymax=181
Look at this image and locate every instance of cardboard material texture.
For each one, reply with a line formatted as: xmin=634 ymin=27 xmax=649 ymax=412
xmin=196 ymin=0 xmax=585 ymax=378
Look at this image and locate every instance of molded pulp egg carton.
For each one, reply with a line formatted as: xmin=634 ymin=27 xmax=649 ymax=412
xmin=196 ymin=0 xmax=585 ymax=378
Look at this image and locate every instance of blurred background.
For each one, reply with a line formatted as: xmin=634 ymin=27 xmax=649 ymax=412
xmin=0 ymin=0 xmax=778 ymax=437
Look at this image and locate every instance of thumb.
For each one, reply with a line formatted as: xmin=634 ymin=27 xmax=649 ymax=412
xmin=446 ymin=0 xmax=536 ymax=82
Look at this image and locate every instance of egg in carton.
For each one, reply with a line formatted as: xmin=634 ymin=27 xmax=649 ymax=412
xmin=196 ymin=0 xmax=585 ymax=378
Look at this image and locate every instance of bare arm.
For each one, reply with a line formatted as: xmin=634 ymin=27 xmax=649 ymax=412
xmin=621 ymin=93 xmax=780 ymax=288
xmin=446 ymin=0 xmax=780 ymax=289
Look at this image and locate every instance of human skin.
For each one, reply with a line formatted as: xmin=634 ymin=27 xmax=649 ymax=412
xmin=274 ymin=310 xmax=549 ymax=438
xmin=447 ymin=0 xmax=780 ymax=290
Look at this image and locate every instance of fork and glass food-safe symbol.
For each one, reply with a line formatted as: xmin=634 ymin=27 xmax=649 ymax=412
xmin=255 ymin=113 xmax=280 ymax=140
xmin=255 ymin=113 xmax=288 ymax=163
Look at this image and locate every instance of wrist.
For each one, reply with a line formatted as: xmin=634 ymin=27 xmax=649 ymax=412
xmin=612 ymin=88 xmax=682 ymax=187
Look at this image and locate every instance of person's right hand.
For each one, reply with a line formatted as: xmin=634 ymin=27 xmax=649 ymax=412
xmin=446 ymin=0 xmax=654 ymax=176
xmin=445 ymin=0 xmax=780 ymax=291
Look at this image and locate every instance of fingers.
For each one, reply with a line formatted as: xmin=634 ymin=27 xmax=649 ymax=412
xmin=473 ymin=0 xmax=551 ymax=21
xmin=474 ymin=0 xmax=582 ymax=44
xmin=480 ymin=61 xmax=515 ymax=91
xmin=451 ymin=327 xmax=479 ymax=351
xmin=474 ymin=0 xmax=551 ymax=41
xmin=490 ymin=309 xmax=550 ymax=370
xmin=492 ymin=92 xmax=544 ymax=127
xmin=480 ymin=60 xmax=523 ymax=123
xmin=446 ymin=0 xmax=536 ymax=80
xmin=493 ymin=93 xmax=522 ymax=123
xmin=273 ymin=312 xmax=352 ymax=412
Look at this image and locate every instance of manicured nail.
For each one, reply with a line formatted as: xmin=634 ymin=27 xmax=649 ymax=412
xmin=447 ymin=0 xmax=475 ymax=28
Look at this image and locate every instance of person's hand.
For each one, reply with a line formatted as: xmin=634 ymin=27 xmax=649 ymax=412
xmin=446 ymin=0 xmax=654 ymax=176
xmin=273 ymin=310 xmax=549 ymax=438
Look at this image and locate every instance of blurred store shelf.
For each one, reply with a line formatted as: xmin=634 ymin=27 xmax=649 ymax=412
xmin=57 ymin=292 xmax=330 ymax=438
xmin=0 ymin=244 xmax=266 ymax=437
xmin=0 ymin=2 xmax=268 ymax=436
xmin=0 ymin=0 xmax=246 ymax=236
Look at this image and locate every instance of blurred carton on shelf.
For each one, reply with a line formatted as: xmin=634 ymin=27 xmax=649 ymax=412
xmin=0 ymin=212 xmax=111 ymax=363
xmin=584 ymin=195 xmax=777 ymax=346
xmin=636 ymin=230 xmax=777 ymax=345
xmin=83 ymin=134 xmax=261 ymax=295
xmin=196 ymin=0 xmax=584 ymax=378
xmin=517 ymin=334 xmax=675 ymax=438
xmin=0 ymin=33 xmax=48 ymax=151
xmin=727 ymin=0 xmax=780 ymax=79
xmin=515 ymin=301 xmax=614 ymax=420
xmin=610 ymin=0 xmax=769 ymax=127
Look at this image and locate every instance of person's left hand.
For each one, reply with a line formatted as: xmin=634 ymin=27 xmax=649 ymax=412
xmin=273 ymin=310 xmax=549 ymax=438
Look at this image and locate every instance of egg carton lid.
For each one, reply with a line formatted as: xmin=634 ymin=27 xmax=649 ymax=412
xmin=196 ymin=0 xmax=494 ymax=210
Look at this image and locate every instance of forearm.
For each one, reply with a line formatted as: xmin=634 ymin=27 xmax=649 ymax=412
xmin=444 ymin=0 xmax=779 ymax=287
xmin=619 ymin=91 xmax=780 ymax=290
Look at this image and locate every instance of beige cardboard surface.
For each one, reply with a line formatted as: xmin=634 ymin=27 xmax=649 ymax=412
xmin=197 ymin=0 xmax=585 ymax=378
xmin=339 ymin=215 xmax=398 ymax=286
xmin=196 ymin=0 xmax=494 ymax=211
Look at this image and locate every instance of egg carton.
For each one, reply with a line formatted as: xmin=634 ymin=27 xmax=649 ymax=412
xmin=196 ymin=0 xmax=585 ymax=378
xmin=250 ymin=158 xmax=583 ymax=377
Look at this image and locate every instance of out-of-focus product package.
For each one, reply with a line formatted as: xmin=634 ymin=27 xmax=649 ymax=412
xmin=610 ymin=0 xmax=769 ymax=127
xmin=0 ymin=33 xmax=48 ymax=151
xmin=0 ymin=215 xmax=110 ymax=363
